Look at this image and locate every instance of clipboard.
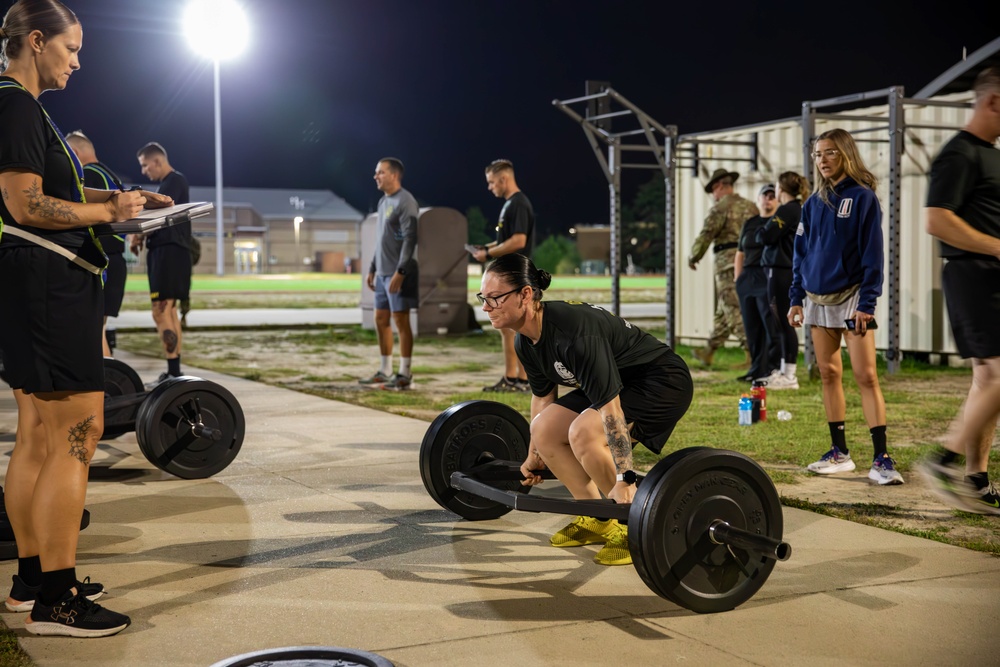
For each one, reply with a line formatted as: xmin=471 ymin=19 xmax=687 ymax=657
xmin=101 ymin=202 xmax=214 ymax=235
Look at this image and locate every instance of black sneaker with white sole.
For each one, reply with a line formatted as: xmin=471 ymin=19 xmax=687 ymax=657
xmin=6 ymin=575 xmax=105 ymax=612
xmin=25 ymin=589 xmax=129 ymax=638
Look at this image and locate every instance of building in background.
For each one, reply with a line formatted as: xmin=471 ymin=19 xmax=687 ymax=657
xmin=127 ymin=186 xmax=364 ymax=274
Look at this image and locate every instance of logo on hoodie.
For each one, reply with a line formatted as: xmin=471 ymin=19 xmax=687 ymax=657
xmin=837 ymin=198 xmax=853 ymax=218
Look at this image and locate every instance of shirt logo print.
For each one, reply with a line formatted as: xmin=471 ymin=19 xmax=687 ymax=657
xmin=553 ymin=361 xmax=578 ymax=386
xmin=837 ymin=198 xmax=853 ymax=218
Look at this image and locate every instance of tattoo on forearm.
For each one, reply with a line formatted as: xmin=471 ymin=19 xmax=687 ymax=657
xmin=67 ymin=415 xmax=96 ymax=465
xmin=603 ymin=415 xmax=633 ymax=471
xmin=23 ymin=181 xmax=79 ymax=223
xmin=163 ymin=329 xmax=178 ymax=354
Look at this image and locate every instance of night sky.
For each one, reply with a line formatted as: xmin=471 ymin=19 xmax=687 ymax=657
xmin=24 ymin=0 xmax=997 ymax=236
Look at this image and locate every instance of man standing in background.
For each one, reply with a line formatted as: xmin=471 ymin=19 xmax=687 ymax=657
xmin=688 ymin=168 xmax=757 ymax=367
xmin=470 ymin=159 xmax=535 ymax=392
xmin=133 ymin=142 xmax=191 ymax=386
xmin=361 ymin=158 xmax=419 ymax=390
xmin=66 ymin=131 xmax=127 ymax=358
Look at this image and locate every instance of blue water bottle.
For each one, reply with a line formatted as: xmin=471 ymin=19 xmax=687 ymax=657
xmin=739 ymin=395 xmax=753 ymax=426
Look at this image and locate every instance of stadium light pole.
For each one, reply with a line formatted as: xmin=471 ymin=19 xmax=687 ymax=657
xmin=183 ymin=0 xmax=250 ymax=276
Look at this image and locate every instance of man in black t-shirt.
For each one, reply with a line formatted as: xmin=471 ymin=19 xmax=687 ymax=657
xmin=922 ymin=66 xmax=1000 ymax=515
xmin=66 ymin=131 xmax=127 ymax=357
xmin=470 ymin=159 xmax=535 ymax=392
xmin=133 ymin=142 xmax=192 ymax=385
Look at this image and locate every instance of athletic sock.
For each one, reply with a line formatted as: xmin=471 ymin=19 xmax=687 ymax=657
xmin=167 ymin=356 xmax=181 ymax=377
xmin=785 ymin=362 xmax=797 ymax=378
xmin=17 ymin=555 xmax=41 ymax=588
xmin=829 ymin=422 xmax=848 ymax=455
xmin=967 ymin=472 xmax=990 ymax=491
xmin=399 ymin=357 xmax=411 ymax=377
xmin=936 ymin=448 xmax=960 ymax=466
xmin=870 ymin=425 xmax=887 ymax=458
xmin=379 ymin=355 xmax=392 ymax=376
xmin=39 ymin=568 xmax=76 ymax=606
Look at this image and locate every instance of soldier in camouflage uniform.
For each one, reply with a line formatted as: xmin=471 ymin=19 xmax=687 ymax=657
xmin=688 ymin=168 xmax=759 ymax=366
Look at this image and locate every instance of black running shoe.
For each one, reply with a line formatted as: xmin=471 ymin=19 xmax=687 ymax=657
xmin=25 ymin=589 xmax=129 ymax=638
xmin=6 ymin=575 xmax=105 ymax=612
xmin=958 ymin=482 xmax=1000 ymax=516
xmin=483 ymin=377 xmax=518 ymax=393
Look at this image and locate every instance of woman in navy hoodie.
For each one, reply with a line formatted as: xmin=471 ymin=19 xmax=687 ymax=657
xmin=787 ymin=128 xmax=903 ymax=486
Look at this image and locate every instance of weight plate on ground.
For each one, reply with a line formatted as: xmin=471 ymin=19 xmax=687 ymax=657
xmin=208 ymin=645 xmax=394 ymax=667
xmin=628 ymin=447 xmax=783 ymax=613
xmin=420 ymin=400 xmax=531 ymax=520
xmin=102 ymin=357 xmax=144 ymax=439
xmin=136 ymin=376 xmax=245 ymax=479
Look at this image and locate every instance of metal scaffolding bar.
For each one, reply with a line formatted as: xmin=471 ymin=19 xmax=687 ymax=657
xmin=553 ymin=85 xmax=674 ymax=329
xmin=885 ymin=86 xmax=904 ymax=374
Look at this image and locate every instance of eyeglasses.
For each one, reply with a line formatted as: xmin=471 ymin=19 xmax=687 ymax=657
xmin=811 ymin=148 xmax=840 ymax=160
xmin=476 ymin=288 xmax=521 ymax=308
xmin=761 ymin=192 xmax=776 ymax=199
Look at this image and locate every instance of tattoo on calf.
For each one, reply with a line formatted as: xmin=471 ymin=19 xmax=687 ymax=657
xmin=24 ymin=181 xmax=79 ymax=222
xmin=163 ymin=329 xmax=178 ymax=354
xmin=603 ymin=414 xmax=633 ymax=470
xmin=67 ymin=415 xmax=96 ymax=465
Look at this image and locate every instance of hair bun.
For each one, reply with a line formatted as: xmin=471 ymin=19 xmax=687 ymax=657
xmin=536 ymin=269 xmax=552 ymax=291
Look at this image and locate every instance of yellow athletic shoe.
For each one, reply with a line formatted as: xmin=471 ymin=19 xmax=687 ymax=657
xmin=549 ymin=516 xmax=616 ymax=548
xmin=594 ymin=522 xmax=632 ymax=566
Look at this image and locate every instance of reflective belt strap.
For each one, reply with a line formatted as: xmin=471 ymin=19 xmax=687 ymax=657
xmin=1 ymin=224 xmax=103 ymax=275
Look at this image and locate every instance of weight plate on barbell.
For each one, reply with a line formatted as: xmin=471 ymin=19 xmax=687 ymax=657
xmin=102 ymin=357 xmax=144 ymax=439
xmin=628 ymin=447 xmax=783 ymax=613
xmin=135 ymin=376 xmax=245 ymax=479
xmin=419 ymin=400 xmax=531 ymax=520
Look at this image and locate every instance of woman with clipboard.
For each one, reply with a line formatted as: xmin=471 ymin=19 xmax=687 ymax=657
xmin=0 ymin=0 xmax=170 ymax=638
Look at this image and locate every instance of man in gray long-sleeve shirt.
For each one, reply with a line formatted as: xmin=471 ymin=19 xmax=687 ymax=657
xmin=362 ymin=157 xmax=419 ymax=390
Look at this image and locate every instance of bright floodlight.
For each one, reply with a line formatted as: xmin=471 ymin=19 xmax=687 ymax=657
xmin=183 ymin=0 xmax=250 ymax=61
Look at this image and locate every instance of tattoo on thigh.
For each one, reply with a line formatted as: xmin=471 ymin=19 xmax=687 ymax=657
xmin=67 ymin=415 xmax=96 ymax=465
xmin=163 ymin=329 xmax=178 ymax=354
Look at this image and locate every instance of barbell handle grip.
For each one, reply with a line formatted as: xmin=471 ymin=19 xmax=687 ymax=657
xmin=191 ymin=423 xmax=223 ymax=441
xmin=708 ymin=520 xmax=792 ymax=561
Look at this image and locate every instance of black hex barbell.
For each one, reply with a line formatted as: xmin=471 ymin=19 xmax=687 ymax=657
xmin=102 ymin=357 xmax=246 ymax=479
xmin=419 ymin=400 xmax=790 ymax=614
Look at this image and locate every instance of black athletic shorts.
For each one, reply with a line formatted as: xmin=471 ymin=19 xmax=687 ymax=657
xmin=103 ymin=253 xmax=127 ymax=317
xmin=553 ymin=349 xmax=693 ymax=454
xmin=943 ymin=257 xmax=1000 ymax=359
xmin=148 ymin=244 xmax=192 ymax=302
xmin=0 ymin=246 xmax=104 ymax=393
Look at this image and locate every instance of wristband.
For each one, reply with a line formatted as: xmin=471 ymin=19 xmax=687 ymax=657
xmin=615 ymin=470 xmax=637 ymax=484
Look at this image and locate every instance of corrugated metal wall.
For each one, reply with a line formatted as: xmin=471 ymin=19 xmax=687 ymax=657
xmin=674 ymin=92 xmax=973 ymax=355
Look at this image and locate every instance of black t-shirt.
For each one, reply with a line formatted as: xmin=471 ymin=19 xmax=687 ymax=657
xmin=0 ymin=77 xmax=94 ymax=257
xmin=496 ymin=191 xmax=535 ymax=256
xmin=146 ymin=169 xmax=191 ymax=249
xmin=84 ymin=162 xmax=126 ymax=255
xmin=515 ymin=301 xmax=670 ymax=410
xmin=756 ymin=200 xmax=800 ymax=268
xmin=738 ymin=214 xmax=767 ymax=267
xmin=927 ymin=130 xmax=1000 ymax=259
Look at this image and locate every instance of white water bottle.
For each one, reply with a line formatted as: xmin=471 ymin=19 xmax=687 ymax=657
xmin=739 ymin=396 xmax=753 ymax=426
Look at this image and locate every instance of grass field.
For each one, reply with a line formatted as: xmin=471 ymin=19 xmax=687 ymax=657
xmin=121 ymin=273 xmax=671 ymax=294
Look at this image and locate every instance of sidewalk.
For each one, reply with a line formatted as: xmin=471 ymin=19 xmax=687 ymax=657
xmin=1 ymin=351 xmax=998 ymax=666
xmin=106 ymin=303 xmax=670 ymax=330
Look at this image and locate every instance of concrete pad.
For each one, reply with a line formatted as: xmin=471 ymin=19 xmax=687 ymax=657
xmin=1 ymin=351 xmax=998 ymax=666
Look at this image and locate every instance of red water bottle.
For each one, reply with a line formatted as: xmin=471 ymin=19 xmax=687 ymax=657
xmin=751 ymin=380 xmax=767 ymax=422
